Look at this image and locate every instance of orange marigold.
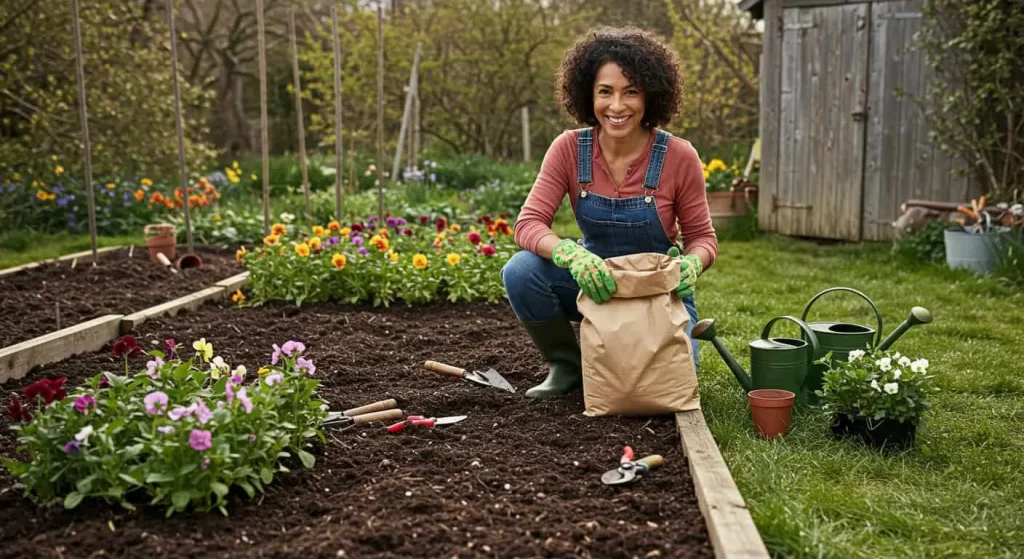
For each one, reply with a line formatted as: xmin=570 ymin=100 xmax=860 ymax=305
xmin=331 ymin=253 xmax=347 ymax=269
xmin=412 ymin=253 xmax=428 ymax=269
xmin=271 ymin=223 xmax=287 ymax=236
xmin=294 ymin=243 xmax=311 ymax=257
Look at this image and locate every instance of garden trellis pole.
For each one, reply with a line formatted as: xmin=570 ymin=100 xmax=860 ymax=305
xmin=257 ymin=0 xmax=271 ymax=235
xmin=331 ymin=5 xmax=344 ymax=220
xmin=167 ymin=0 xmax=194 ymax=254
xmin=522 ymin=106 xmax=531 ymax=162
xmin=70 ymin=0 xmax=98 ymax=263
xmin=289 ymin=9 xmax=312 ymax=227
xmin=376 ymin=4 xmax=384 ymax=219
xmin=392 ymin=43 xmax=422 ymax=182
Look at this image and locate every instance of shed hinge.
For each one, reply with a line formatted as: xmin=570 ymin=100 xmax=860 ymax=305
xmin=879 ymin=12 xmax=922 ymax=20
xmin=773 ymin=195 xmax=813 ymax=212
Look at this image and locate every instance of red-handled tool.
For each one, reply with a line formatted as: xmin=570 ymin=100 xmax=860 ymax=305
xmin=386 ymin=415 xmax=468 ymax=433
xmin=600 ymin=446 xmax=664 ymax=485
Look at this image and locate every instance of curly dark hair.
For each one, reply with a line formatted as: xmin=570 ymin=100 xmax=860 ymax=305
xmin=556 ymin=27 xmax=683 ymax=129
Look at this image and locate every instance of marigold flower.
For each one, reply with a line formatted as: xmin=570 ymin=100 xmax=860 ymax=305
xmin=150 ymin=192 xmax=165 ymax=204
xmin=309 ymin=236 xmax=322 ymax=250
xmin=707 ymin=158 xmax=727 ymax=172
xmin=370 ymin=234 xmax=389 ymax=252
xmin=263 ymin=234 xmax=280 ymax=246
xmin=231 ymin=289 xmax=245 ymax=304
xmin=447 ymin=253 xmax=461 ymax=266
xmin=271 ymin=223 xmax=287 ymax=236
xmin=388 ymin=250 xmax=399 ymax=262
xmin=331 ymin=253 xmax=347 ymax=269
xmin=413 ymin=253 xmax=428 ymax=269
xmin=312 ymin=225 xmax=325 ymax=237
xmin=340 ymin=226 xmax=351 ymax=236
xmin=328 ymin=221 xmax=341 ymax=232
xmin=36 ymin=189 xmax=47 ymax=201
xmin=54 ymin=165 xmax=64 ymax=175
xmin=134 ymin=189 xmax=145 ymax=201
xmin=295 ymin=242 xmax=311 ymax=257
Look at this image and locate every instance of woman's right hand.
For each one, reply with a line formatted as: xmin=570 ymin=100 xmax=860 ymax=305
xmin=552 ymin=239 xmax=617 ymax=303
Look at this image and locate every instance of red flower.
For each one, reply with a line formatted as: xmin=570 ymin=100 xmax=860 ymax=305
xmin=435 ymin=217 xmax=447 ymax=232
xmin=468 ymin=231 xmax=482 ymax=245
xmin=481 ymin=244 xmax=496 ymax=257
xmin=351 ymin=223 xmax=365 ymax=233
xmin=419 ymin=215 xmax=429 ymax=224
xmin=112 ymin=335 xmax=142 ymax=358
xmin=481 ymin=215 xmax=493 ymax=224
xmin=165 ymin=338 xmax=176 ymax=358
xmin=499 ymin=213 xmax=509 ymax=219
xmin=98 ymin=375 xmax=111 ymax=389
xmin=23 ymin=377 xmax=67 ymax=405
xmin=403 ymin=228 xmax=413 ymax=237
xmin=6 ymin=395 xmax=32 ymax=423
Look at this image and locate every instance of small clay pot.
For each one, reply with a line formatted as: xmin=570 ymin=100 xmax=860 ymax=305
xmin=176 ymin=253 xmax=203 ymax=270
xmin=748 ymin=389 xmax=796 ymax=439
xmin=144 ymin=223 xmax=177 ymax=263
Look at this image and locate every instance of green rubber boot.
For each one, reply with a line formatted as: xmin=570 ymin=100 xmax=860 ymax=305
xmin=522 ymin=314 xmax=582 ymax=398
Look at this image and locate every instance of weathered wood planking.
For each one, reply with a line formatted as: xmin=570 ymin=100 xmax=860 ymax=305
xmin=777 ymin=8 xmax=799 ymax=236
xmin=0 ymin=315 xmax=123 ymax=383
xmin=676 ymin=410 xmax=770 ymax=559
xmin=758 ymin=0 xmax=783 ymax=234
xmin=120 ymin=286 xmax=226 ymax=333
xmin=0 ymin=246 xmax=122 ymax=278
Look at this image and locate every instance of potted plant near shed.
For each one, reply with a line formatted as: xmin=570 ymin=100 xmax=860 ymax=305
xmin=817 ymin=348 xmax=937 ymax=451
xmin=704 ymin=159 xmax=757 ymax=228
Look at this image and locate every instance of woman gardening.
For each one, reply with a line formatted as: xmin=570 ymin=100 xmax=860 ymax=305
xmin=502 ymin=27 xmax=718 ymax=398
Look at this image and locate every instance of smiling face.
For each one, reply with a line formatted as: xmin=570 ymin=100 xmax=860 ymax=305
xmin=593 ymin=62 xmax=646 ymax=140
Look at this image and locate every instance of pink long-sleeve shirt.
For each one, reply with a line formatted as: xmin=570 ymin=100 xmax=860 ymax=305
xmin=514 ymin=129 xmax=719 ymax=267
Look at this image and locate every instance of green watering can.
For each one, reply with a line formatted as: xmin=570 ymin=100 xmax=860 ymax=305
xmin=692 ymin=316 xmax=820 ymax=407
xmin=800 ymin=287 xmax=933 ymax=403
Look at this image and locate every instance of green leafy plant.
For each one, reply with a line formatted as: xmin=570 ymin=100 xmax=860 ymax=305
xmin=894 ymin=219 xmax=957 ymax=264
xmin=817 ymin=348 xmax=937 ymax=425
xmin=3 ymin=336 xmax=328 ymax=516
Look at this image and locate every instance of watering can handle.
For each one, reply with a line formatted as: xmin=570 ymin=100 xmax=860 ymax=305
xmin=800 ymin=287 xmax=883 ymax=349
xmin=761 ymin=316 xmax=820 ymax=372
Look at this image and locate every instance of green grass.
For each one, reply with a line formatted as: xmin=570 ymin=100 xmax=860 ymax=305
xmin=698 ymin=235 xmax=1024 ymax=558
xmin=0 ymin=232 xmax=143 ymax=270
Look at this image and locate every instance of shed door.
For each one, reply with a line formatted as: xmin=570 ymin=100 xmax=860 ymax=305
xmin=776 ymin=4 xmax=870 ymax=240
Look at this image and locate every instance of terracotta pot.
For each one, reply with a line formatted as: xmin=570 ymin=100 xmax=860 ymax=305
xmin=144 ymin=223 xmax=176 ymax=263
xmin=748 ymin=389 xmax=795 ymax=439
xmin=706 ymin=187 xmax=757 ymax=216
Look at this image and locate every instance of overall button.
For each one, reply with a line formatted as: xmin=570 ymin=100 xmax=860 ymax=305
xmin=645 ymin=196 xmax=653 ymax=203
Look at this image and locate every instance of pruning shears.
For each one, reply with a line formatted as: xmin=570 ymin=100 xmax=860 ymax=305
xmin=386 ymin=415 xmax=468 ymax=433
xmin=600 ymin=446 xmax=664 ymax=485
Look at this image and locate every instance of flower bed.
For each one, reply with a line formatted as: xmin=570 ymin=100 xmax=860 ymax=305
xmin=241 ymin=214 xmax=516 ymax=307
xmin=0 ymin=300 xmax=712 ymax=557
xmin=0 ymin=247 xmax=242 ymax=348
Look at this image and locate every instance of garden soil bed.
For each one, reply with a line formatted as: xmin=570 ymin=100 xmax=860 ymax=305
xmin=0 ymin=246 xmax=242 ymax=348
xmin=0 ymin=300 xmax=712 ymax=558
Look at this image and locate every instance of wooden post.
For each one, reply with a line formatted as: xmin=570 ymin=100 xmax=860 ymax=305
xmin=256 ymin=0 xmax=271 ymax=235
xmin=376 ymin=4 xmax=384 ymax=219
xmin=412 ymin=71 xmax=420 ymax=170
xmin=521 ymin=105 xmax=531 ymax=162
xmin=167 ymin=0 xmax=194 ymax=254
xmin=70 ymin=0 xmax=98 ymax=262
xmin=392 ymin=43 xmax=422 ymax=184
xmin=331 ymin=5 xmax=344 ymax=220
xmin=289 ymin=10 xmax=312 ymax=226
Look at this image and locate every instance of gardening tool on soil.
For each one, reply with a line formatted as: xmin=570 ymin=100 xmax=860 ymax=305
xmin=322 ymin=408 xmax=404 ymax=429
xmin=800 ymin=287 xmax=933 ymax=402
xmin=386 ymin=415 xmax=468 ymax=433
xmin=692 ymin=315 xmax=819 ymax=407
xmin=423 ymin=361 xmax=516 ymax=393
xmin=600 ymin=446 xmax=664 ymax=485
xmin=324 ymin=399 xmax=399 ymax=424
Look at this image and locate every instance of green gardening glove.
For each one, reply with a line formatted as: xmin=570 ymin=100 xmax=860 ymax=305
xmin=667 ymin=246 xmax=703 ymax=299
xmin=552 ymin=239 xmax=617 ymax=303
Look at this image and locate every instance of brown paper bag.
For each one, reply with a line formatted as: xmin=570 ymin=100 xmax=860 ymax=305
xmin=578 ymin=252 xmax=700 ymax=417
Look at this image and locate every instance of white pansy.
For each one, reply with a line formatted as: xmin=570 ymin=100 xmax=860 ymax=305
xmin=910 ymin=358 xmax=929 ymax=373
xmin=870 ymin=380 xmax=881 ymax=391
xmin=878 ymin=357 xmax=892 ymax=372
xmin=893 ymin=370 xmax=902 ymax=380
xmin=894 ymin=352 xmax=902 ymax=359
xmin=280 ymin=212 xmax=296 ymax=223
xmin=75 ymin=425 xmax=94 ymax=443
xmin=849 ymin=349 xmax=865 ymax=361
xmin=883 ymin=382 xmax=899 ymax=395
xmin=212 ymin=356 xmax=229 ymax=371
xmin=233 ymin=365 xmax=247 ymax=377
xmin=898 ymin=356 xmax=912 ymax=367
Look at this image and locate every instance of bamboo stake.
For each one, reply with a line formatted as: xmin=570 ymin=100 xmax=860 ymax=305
xmin=167 ymin=0 xmax=194 ymax=254
xmin=70 ymin=0 xmax=98 ymax=263
xmin=376 ymin=4 xmax=384 ymax=219
xmin=331 ymin=5 xmax=344 ymax=220
xmin=522 ymin=106 xmax=531 ymax=162
xmin=256 ymin=0 xmax=271 ymax=235
xmin=289 ymin=9 xmax=312 ymax=226
xmin=392 ymin=43 xmax=422 ymax=182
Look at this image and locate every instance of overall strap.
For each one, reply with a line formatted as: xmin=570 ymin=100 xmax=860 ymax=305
xmin=576 ymin=127 xmax=594 ymax=185
xmin=642 ymin=129 xmax=672 ymax=190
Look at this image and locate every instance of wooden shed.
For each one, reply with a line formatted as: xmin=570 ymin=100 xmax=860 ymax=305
xmin=741 ymin=0 xmax=978 ymax=241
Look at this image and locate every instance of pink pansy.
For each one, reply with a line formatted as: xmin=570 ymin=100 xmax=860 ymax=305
xmin=146 ymin=357 xmax=164 ymax=378
xmin=195 ymin=399 xmax=213 ymax=425
xmin=74 ymin=394 xmax=97 ymax=414
xmin=189 ymin=429 xmax=212 ymax=451
xmin=265 ymin=373 xmax=284 ymax=386
xmin=296 ymin=357 xmax=316 ymax=376
xmin=144 ymin=391 xmax=169 ymax=415
xmin=237 ymin=388 xmax=253 ymax=414
xmin=281 ymin=340 xmax=306 ymax=357
xmin=271 ymin=344 xmax=283 ymax=365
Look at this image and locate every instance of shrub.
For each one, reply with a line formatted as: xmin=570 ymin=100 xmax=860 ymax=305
xmin=817 ymin=348 xmax=937 ymax=425
xmin=893 ymin=219 xmax=956 ymax=264
xmin=3 ymin=336 xmax=328 ymax=516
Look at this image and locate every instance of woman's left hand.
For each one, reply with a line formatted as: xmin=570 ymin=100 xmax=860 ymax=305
xmin=667 ymin=246 xmax=702 ymax=299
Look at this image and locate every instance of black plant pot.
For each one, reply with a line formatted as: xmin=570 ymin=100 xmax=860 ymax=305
xmin=830 ymin=411 xmax=916 ymax=451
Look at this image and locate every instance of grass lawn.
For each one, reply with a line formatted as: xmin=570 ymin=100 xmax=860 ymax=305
xmin=0 ymin=232 xmax=143 ymax=270
xmin=697 ymin=235 xmax=1024 ymax=557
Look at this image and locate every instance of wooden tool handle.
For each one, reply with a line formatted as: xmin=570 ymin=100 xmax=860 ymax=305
xmin=638 ymin=455 xmax=664 ymax=470
xmin=343 ymin=399 xmax=397 ymax=417
xmin=424 ymin=360 xmax=465 ymax=377
xmin=351 ymin=408 xmax=404 ymax=424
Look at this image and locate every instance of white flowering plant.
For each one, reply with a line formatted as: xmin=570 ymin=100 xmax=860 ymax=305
xmin=816 ymin=348 xmax=937 ymax=425
xmin=3 ymin=336 xmax=328 ymax=516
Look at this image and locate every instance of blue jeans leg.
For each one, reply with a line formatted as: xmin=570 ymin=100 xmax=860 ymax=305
xmin=500 ymin=251 xmax=583 ymax=323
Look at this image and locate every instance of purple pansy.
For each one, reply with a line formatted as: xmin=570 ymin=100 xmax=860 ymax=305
xmin=265 ymin=372 xmax=284 ymax=386
xmin=237 ymin=388 xmax=253 ymax=414
xmin=296 ymin=357 xmax=316 ymax=376
xmin=73 ymin=394 xmax=97 ymax=414
xmin=144 ymin=391 xmax=169 ymax=415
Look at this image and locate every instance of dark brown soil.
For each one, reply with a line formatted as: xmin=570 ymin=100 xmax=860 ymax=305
xmin=0 ymin=300 xmax=712 ymax=558
xmin=0 ymin=247 xmax=242 ymax=348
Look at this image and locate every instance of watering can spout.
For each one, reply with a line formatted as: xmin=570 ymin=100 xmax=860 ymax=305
xmin=878 ymin=306 xmax=933 ymax=351
xmin=691 ymin=319 xmax=754 ymax=393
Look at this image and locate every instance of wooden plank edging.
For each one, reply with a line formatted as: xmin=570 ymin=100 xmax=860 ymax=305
xmin=215 ymin=271 xmax=250 ymax=294
xmin=0 ymin=315 xmax=124 ymax=383
xmin=0 ymin=246 xmax=123 ymax=278
xmin=120 ymin=286 xmax=227 ymax=333
xmin=676 ymin=409 xmax=769 ymax=559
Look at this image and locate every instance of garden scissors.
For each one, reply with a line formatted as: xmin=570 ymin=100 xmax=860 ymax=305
xmin=600 ymin=446 xmax=664 ymax=485
xmin=386 ymin=415 xmax=468 ymax=433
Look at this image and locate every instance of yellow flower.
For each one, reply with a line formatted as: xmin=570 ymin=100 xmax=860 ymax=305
xmin=31 ymin=180 xmax=38 ymax=187
xmin=312 ymin=225 xmax=325 ymax=237
xmin=308 ymin=236 xmax=322 ymax=250
xmin=258 ymin=367 xmax=271 ymax=377
xmin=235 ymin=246 xmax=247 ymax=262
xmin=707 ymin=158 xmax=727 ymax=173
xmin=446 ymin=253 xmax=461 ymax=266
xmin=231 ymin=289 xmax=245 ymax=304
xmin=339 ymin=227 xmax=351 ymax=236
xmin=278 ymin=247 xmax=285 ymax=256
xmin=370 ymin=234 xmax=389 ymax=252
xmin=271 ymin=223 xmax=287 ymax=236
xmin=141 ymin=178 xmax=153 ymax=187
xmin=47 ymin=193 xmax=56 ymax=201
xmin=388 ymin=250 xmax=399 ymax=262
xmin=36 ymin=189 xmax=48 ymax=201
xmin=192 ymin=338 xmax=214 ymax=361
xmin=54 ymin=165 xmax=64 ymax=175
xmin=233 ymin=160 xmax=240 ymax=169
xmin=263 ymin=234 xmax=280 ymax=246
xmin=413 ymin=253 xmax=428 ymax=269
xmin=450 ymin=223 xmax=461 ymax=233
xmin=331 ymin=253 xmax=347 ymax=269
xmin=250 ymin=174 xmax=257 ymax=181
xmin=470 ymin=225 xmax=478 ymax=232
xmin=51 ymin=155 xmax=57 ymax=161
xmin=328 ymin=221 xmax=341 ymax=232
xmin=214 ymin=215 xmax=222 ymax=222
xmin=703 ymin=169 xmax=710 ymax=180
xmin=295 ymin=242 xmax=311 ymax=257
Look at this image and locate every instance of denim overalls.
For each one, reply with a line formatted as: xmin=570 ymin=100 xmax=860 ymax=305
xmin=502 ymin=127 xmax=700 ymax=366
